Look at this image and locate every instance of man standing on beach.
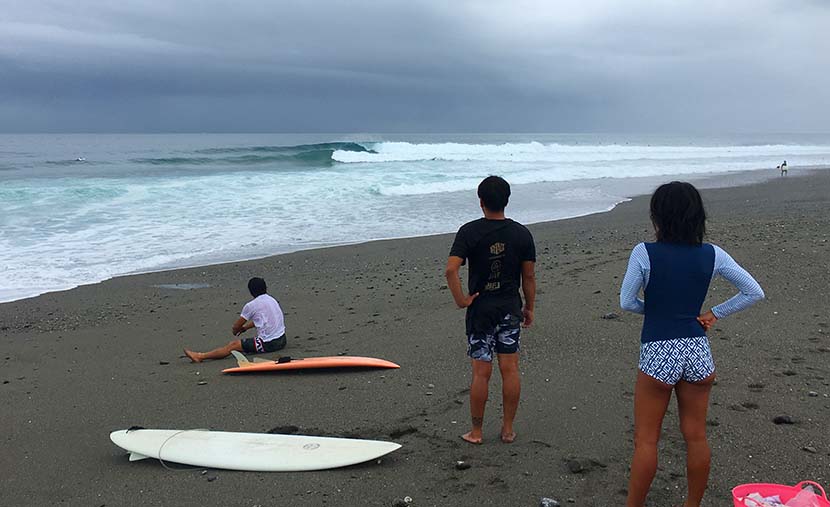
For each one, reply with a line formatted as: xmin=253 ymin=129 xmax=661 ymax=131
xmin=445 ymin=176 xmax=536 ymax=444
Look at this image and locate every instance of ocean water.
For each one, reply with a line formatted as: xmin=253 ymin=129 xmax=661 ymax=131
xmin=1 ymin=133 xmax=829 ymax=303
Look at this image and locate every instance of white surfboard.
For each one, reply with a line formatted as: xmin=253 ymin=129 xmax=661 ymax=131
xmin=110 ymin=429 xmax=401 ymax=471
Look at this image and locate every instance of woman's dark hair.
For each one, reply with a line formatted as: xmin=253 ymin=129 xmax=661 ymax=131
xmin=248 ymin=277 xmax=267 ymax=297
xmin=477 ymin=175 xmax=510 ymax=212
xmin=650 ymin=181 xmax=706 ymax=245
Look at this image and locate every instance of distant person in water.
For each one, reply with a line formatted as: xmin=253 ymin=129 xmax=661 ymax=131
xmin=445 ymin=176 xmax=536 ymax=445
xmin=619 ymin=182 xmax=764 ymax=507
xmin=184 ymin=277 xmax=286 ymax=362
xmin=780 ymin=160 xmax=788 ymax=176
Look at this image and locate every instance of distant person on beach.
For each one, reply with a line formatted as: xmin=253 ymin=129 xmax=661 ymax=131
xmin=619 ymin=182 xmax=764 ymax=507
xmin=445 ymin=176 xmax=536 ymax=445
xmin=780 ymin=160 xmax=788 ymax=176
xmin=184 ymin=277 xmax=286 ymax=362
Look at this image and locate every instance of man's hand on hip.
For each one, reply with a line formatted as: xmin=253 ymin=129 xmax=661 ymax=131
xmin=456 ymin=292 xmax=479 ymax=309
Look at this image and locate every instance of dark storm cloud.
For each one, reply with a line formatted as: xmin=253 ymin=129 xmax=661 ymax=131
xmin=0 ymin=0 xmax=828 ymax=132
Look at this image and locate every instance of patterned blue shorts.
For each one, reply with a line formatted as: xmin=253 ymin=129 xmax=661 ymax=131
xmin=639 ymin=336 xmax=715 ymax=385
xmin=467 ymin=314 xmax=521 ymax=362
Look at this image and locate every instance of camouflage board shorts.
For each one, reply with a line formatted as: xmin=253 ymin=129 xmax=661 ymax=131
xmin=467 ymin=314 xmax=521 ymax=362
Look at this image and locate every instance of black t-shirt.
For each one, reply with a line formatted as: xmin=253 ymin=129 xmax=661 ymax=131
xmin=449 ymin=218 xmax=536 ymax=334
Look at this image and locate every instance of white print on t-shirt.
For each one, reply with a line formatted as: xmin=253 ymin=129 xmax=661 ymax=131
xmin=240 ymin=294 xmax=286 ymax=342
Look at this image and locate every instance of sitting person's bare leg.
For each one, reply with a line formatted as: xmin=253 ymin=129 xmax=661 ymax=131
xmin=184 ymin=340 xmax=243 ymax=363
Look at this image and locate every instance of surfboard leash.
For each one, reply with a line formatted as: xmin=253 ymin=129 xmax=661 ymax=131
xmin=154 ymin=428 xmax=210 ymax=472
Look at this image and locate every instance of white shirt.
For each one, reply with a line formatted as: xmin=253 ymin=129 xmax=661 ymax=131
xmin=240 ymin=294 xmax=285 ymax=342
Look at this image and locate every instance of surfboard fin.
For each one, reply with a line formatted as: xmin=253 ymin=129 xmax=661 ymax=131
xmin=230 ymin=350 xmax=251 ymax=367
xmin=129 ymin=452 xmax=150 ymax=461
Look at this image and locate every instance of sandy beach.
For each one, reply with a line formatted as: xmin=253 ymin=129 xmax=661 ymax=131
xmin=1 ymin=170 xmax=829 ymax=507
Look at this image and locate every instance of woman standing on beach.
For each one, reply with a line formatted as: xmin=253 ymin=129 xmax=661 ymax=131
xmin=620 ymin=182 xmax=764 ymax=507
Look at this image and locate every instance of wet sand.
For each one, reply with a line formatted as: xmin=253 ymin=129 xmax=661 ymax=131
xmin=1 ymin=170 xmax=829 ymax=506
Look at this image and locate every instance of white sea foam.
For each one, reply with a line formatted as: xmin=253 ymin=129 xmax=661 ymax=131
xmin=333 ymin=141 xmax=830 ymax=164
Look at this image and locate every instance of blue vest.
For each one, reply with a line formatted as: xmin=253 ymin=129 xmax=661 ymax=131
xmin=642 ymin=242 xmax=715 ymax=343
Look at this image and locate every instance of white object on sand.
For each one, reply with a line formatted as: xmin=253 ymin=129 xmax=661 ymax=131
xmin=110 ymin=429 xmax=401 ymax=471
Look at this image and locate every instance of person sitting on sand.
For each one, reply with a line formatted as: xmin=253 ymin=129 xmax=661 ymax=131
xmin=445 ymin=175 xmax=536 ymax=445
xmin=619 ymin=181 xmax=764 ymax=507
xmin=184 ymin=277 xmax=286 ymax=362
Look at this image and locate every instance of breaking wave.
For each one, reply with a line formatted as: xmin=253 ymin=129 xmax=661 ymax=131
xmin=132 ymin=142 xmax=372 ymax=166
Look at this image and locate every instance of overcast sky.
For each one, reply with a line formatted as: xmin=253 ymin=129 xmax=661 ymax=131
xmin=1 ymin=0 xmax=828 ymax=133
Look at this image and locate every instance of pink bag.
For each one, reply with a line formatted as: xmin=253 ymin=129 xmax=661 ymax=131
xmin=788 ymin=487 xmax=826 ymax=507
xmin=732 ymin=481 xmax=830 ymax=507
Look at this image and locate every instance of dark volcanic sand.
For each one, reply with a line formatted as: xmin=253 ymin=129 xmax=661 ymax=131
xmin=1 ymin=170 xmax=829 ymax=506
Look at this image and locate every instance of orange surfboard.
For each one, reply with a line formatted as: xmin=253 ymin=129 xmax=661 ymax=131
xmin=223 ymin=351 xmax=400 ymax=374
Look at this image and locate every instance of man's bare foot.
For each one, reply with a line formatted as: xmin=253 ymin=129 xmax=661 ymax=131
xmin=183 ymin=349 xmax=203 ymax=363
xmin=461 ymin=431 xmax=483 ymax=444
xmin=500 ymin=431 xmax=516 ymax=443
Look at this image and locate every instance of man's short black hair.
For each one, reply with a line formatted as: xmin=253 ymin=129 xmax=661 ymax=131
xmin=477 ymin=175 xmax=510 ymax=212
xmin=248 ymin=277 xmax=267 ymax=297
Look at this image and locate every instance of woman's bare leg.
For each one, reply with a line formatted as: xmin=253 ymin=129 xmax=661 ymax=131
xmin=627 ymin=371 xmax=674 ymax=507
xmin=676 ymin=374 xmax=715 ymax=507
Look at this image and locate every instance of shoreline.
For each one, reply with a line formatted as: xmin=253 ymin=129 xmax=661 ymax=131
xmin=3 ymin=165 xmax=822 ymax=305
xmin=2 ymin=170 xmax=829 ymax=506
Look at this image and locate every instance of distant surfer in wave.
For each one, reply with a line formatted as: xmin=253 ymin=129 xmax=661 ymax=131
xmin=184 ymin=277 xmax=286 ymax=362
xmin=445 ymin=176 xmax=536 ymax=444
